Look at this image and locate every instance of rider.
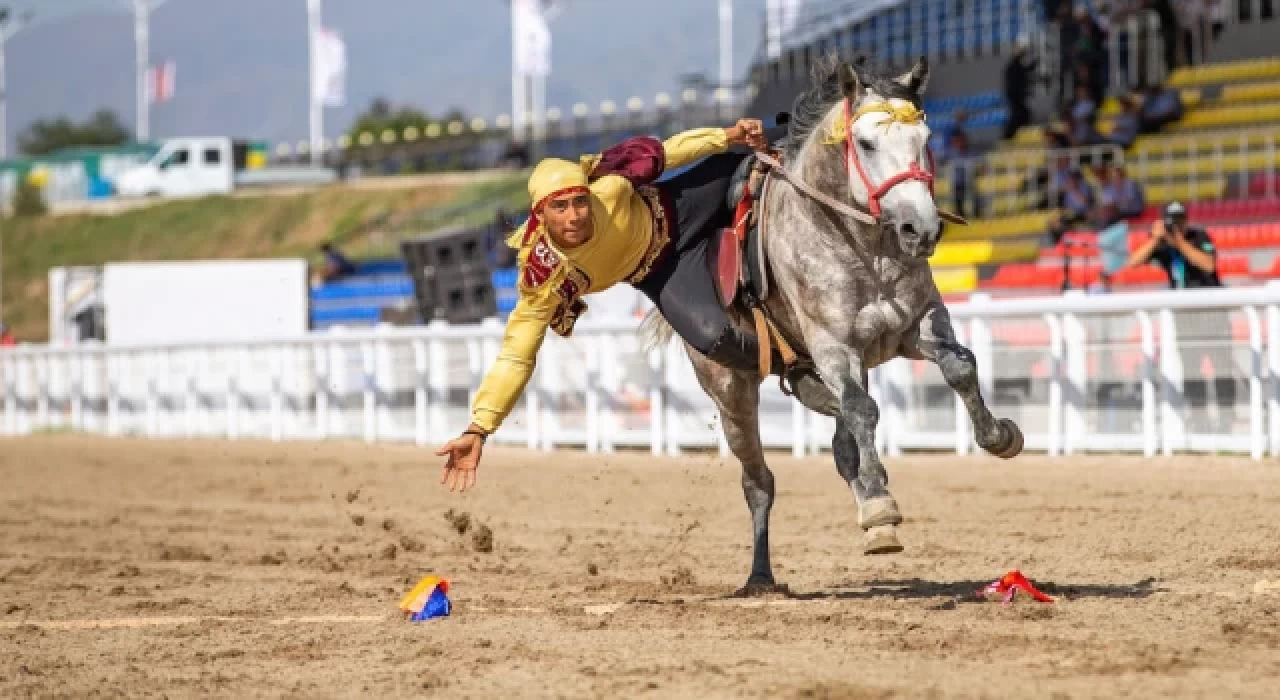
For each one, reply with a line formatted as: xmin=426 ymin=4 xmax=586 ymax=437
xmin=437 ymin=119 xmax=822 ymax=490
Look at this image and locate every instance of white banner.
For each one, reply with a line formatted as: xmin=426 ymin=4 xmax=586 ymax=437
xmin=312 ymin=27 xmax=346 ymax=108
xmin=513 ymin=0 xmax=551 ymax=78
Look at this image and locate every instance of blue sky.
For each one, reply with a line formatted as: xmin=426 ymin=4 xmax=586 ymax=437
xmin=5 ymin=0 xmax=770 ymax=151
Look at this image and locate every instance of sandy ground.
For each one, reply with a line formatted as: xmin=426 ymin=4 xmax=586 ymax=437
xmin=2 ymin=435 xmax=1279 ymax=699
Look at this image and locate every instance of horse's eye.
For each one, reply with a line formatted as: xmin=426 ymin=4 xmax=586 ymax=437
xmin=857 ymin=138 xmax=875 ymax=151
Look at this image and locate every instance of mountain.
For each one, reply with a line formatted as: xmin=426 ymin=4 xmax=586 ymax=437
xmin=5 ymin=0 xmax=769 ymax=152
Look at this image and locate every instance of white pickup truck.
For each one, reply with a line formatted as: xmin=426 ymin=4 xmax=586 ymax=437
xmin=113 ymin=137 xmax=336 ymax=198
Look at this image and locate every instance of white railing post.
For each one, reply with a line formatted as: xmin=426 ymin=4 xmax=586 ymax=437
xmin=361 ymin=340 xmax=377 ymax=444
xmin=790 ymin=393 xmax=805 ymax=459
xmin=1136 ymin=311 xmax=1158 ymax=457
xmin=36 ymin=356 xmax=49 ymax=431
xmin=1158 ymin=309 xmax=1183 ymax=456
xmin=69 ymin=353 xmax=83 ymax=432
xmin=969 ymin=310 xmax=994 ymax=455
xmin=649 ymin=344 xmax=664 ymax=456
xmin=1045 ymin=313 xmax=1064 ymax=457
xmin=599 ymin=333 xmax=617 ymax=454
xmin=868 ymin=366 xmax=884 ymax=455
xmin=586 ymin=334 xmax=601 ymax=454
xmin=314 ymin=342 xmax=329 ymax=440
xmin=413 ymin=338 xmax=429 ymax=447
xmin=270 ymin=345 xmax=285 ymax=443
xmin=106 ymin=354 xmax=120 ymax=437
xmin=954 ymin=323 xmax=970 ymax=456
xmin=1268 ymin=301 xmax=1280 ymax=458
xmin=1062 ymin=311 xmax=1087 ymax=455
xmin=427 ymin=326 xmax=449 ymax=444
xmin=1245 ymin=306 xmax=1264 ymax=460
xmin=145 ymin=352 xmax=159 ymax=437
xmin=1 ymin=355 xmax=11 ymax=435
xmin=664 ymin=340 xmax=683 ymax=457
xmin=185 ymin=349 xmax=199 ymax=437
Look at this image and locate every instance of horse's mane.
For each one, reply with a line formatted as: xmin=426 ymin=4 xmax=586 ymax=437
xmin=783 ymin=52 xmax=923 ymax=161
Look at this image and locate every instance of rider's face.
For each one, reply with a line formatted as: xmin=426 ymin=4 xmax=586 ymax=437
xmin=543 ymin=192 xmax=593 ymax=248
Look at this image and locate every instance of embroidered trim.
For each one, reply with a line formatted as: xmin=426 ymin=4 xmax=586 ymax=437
xmin=520 ymin=237 xmax=562 ymax=290
xmin=627 ymin=185 xmax=674 ymax=284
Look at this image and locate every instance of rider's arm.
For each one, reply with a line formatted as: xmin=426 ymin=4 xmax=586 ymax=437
xmin=662 ymin=128 xmax=730 ymax=171
xmin=470 ymin=291 xmax=559 ymax=434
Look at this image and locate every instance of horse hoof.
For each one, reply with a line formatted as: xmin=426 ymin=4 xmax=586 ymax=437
xmin=858 ymin=496 xmax=903 ymax=530
xmin=989 ymin=418 xmax=1024 ymax=459
xmin=863 ymin=525 xmax=904 ymax=555
xmin=733 ymin=582 xmax=791 ymax=598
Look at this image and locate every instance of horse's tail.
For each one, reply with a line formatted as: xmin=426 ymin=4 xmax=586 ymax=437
xmin=639 ymin=307 xmax=675 ymax=353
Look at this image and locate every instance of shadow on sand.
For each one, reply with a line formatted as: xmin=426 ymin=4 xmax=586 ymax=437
xmin=699 ymin=577 xmax=1163 ymax=606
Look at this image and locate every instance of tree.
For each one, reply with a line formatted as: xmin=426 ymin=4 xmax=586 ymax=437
xmin=17 ymin=109 xmax=131 ymax=157
xmin=346 ymin=97 xmax=455 ymax=142
xmin=11 ymin=179 xmax=47 ymax=217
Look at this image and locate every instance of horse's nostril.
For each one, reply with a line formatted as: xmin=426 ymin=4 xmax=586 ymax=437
xmin=899 ymin=222 xmax=916 ymax=237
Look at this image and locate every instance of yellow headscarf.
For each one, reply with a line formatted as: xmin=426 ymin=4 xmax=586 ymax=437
xmin=510 ymin=158 xmax=592 ymax=247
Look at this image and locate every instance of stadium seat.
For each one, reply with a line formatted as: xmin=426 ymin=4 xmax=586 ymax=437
xmin=929 ymin=265 xmax=978 ymax=295
xmin=929 ymin=240 xmax=1040 ymax=266
xmin=943 ymin=211 xmax=1057 ymax=241
xmin=1167 ymin=58 xmax=1280 ymax=88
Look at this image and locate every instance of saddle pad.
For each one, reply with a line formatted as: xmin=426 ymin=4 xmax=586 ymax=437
xmin=712 ymin=226 xmax=742 ymax=309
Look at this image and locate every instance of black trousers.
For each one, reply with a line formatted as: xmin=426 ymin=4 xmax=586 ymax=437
xmin=632 ymin=151 xmax=769 ymax=372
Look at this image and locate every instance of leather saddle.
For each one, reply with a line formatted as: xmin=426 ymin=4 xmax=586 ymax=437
xmin=711 ymin=152 xmax=771 ymax=309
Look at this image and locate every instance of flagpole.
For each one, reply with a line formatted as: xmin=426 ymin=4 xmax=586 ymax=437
xmin=511 ymin=0 xmax=526 ymax=144
xmin=719 ymin=0 xmax=733 ymax=105
xmin=307 ymin=0 xmax=323 ymax=163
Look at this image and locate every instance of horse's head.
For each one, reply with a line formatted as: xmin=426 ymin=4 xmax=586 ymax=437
xmin=837 ymin=57 xmax=940 ymax=259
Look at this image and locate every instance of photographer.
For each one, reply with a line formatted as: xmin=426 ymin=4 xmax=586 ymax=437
xmin=1125 ymin=200 xmax=1234 ymax=431
xmin=1124 ymin=201 xmax=1220 ymax=289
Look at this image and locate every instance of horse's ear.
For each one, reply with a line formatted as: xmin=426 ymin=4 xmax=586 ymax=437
xmin=839 ymin=61 xmax=862 ymax=100
xmin=895 ymin=56 xmax=931 ymax=95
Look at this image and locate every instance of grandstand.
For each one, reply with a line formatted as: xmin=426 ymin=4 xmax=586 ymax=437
xmin=741 ymin=0 xmax=1280 ymax=303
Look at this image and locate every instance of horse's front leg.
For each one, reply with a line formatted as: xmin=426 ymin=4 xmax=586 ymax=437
xmin=903 ymin=302 xmax=1023 ymax=458
xmin=812 ymin=344 xmax=904 ymax=555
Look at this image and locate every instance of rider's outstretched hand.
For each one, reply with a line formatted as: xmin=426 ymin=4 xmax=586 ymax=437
xmin=437 ymin=429 xmax=485 ymax=492
xmin=727 ymin=118 xmax=768 ymax=151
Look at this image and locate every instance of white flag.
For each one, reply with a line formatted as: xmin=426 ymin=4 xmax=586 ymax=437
xmin=513 ymin=0 xmax=551 ymax=78
xmin=312 ymin=27 xmax=346 ymax=108
xmin=146 ymin=60 xmax=176 ymax=104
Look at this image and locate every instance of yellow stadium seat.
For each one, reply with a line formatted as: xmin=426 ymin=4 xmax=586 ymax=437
xmin=1144 ymin=178 xmax=1226 ymax=202
xmin=1219 ymin=81 xmax=1280 ymax=104
xmin=1128 ymin=150 xmax=1280 ymax=180
xmin=929 ymin=265 xmax=978 ymax=295
xmin=1011 ymin=125 xmax=1045 ymax=147
xmin=929 ymin=240 xmax=1041 ymax=267
xmin=1169 ymin=102 xmax=1280 ymax=131
xmin=1167 ymin=58 xmax=1280 ymax=88
xmin=1130 ymin=125 xmax=1280 ymax=157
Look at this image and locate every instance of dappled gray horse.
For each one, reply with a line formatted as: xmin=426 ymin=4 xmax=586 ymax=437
xmin=647 ymin=55 xmax=1023 ymax=594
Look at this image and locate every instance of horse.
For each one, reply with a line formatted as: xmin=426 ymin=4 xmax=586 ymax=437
xmin=644 ymin=53 xmax=1024 ymax=595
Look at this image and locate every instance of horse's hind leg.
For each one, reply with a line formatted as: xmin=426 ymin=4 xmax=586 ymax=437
xmin=687 ymin=350 xmax=785 ymax=595
xmin=905 ymin=302 xmax=1023 ymax=458
xmin=812 ymin=345 xmax=904 ymax=555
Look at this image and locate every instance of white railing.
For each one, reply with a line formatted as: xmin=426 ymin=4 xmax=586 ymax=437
xmin=3 ymin=286 xmax=1280 ymax=459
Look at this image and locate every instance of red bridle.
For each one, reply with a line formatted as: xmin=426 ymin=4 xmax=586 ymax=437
xmin=841 ymin=98 xmax=937 ymax=220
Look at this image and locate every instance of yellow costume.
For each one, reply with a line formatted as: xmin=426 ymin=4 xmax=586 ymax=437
xmin=470 ymin=128 xmax=730 ymax=433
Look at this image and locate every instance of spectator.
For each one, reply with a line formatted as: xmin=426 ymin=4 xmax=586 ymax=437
xmin=1177 ymin=0 xmax=1209 ymax=66
xmin=1003 ymin=37 xmax=1037 ymax=139
xmin=943 ymin=129 xmax=983 ymax=219
xmin=1054 ymin=1 xmax=1082 ymax=106
xmin=1023 ymin=142 xmax=1073 ymax=210
xmin=1099 ymin=163 xmax=1147 ymax=222
xmin=1149 ymin=0 xmax=1181 ymax=76
xmin=1108 ymin=94 xmax=1143 ymax=147
xmin=316 ymin=242 xmax=357 ymax=285
xmin=1123 ymin=200 xmax=1234 ymax=430
xmin=1140 ymin=83 xmax=1185 ymax=133
xmin=1068 ymin=83 xmax=1104 ymax=146
xmin=1046 ymin=167 xmax=1097 ymax=243
xmin=0 ymin=322 xmax=14 ymax=347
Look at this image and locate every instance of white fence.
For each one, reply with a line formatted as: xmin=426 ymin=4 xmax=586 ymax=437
xmin=4 ymin=286 xmax=1280 ymax=460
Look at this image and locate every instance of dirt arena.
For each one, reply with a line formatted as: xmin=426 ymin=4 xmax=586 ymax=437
xmin=2 ymin=435 xmax=1279 ymax=698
